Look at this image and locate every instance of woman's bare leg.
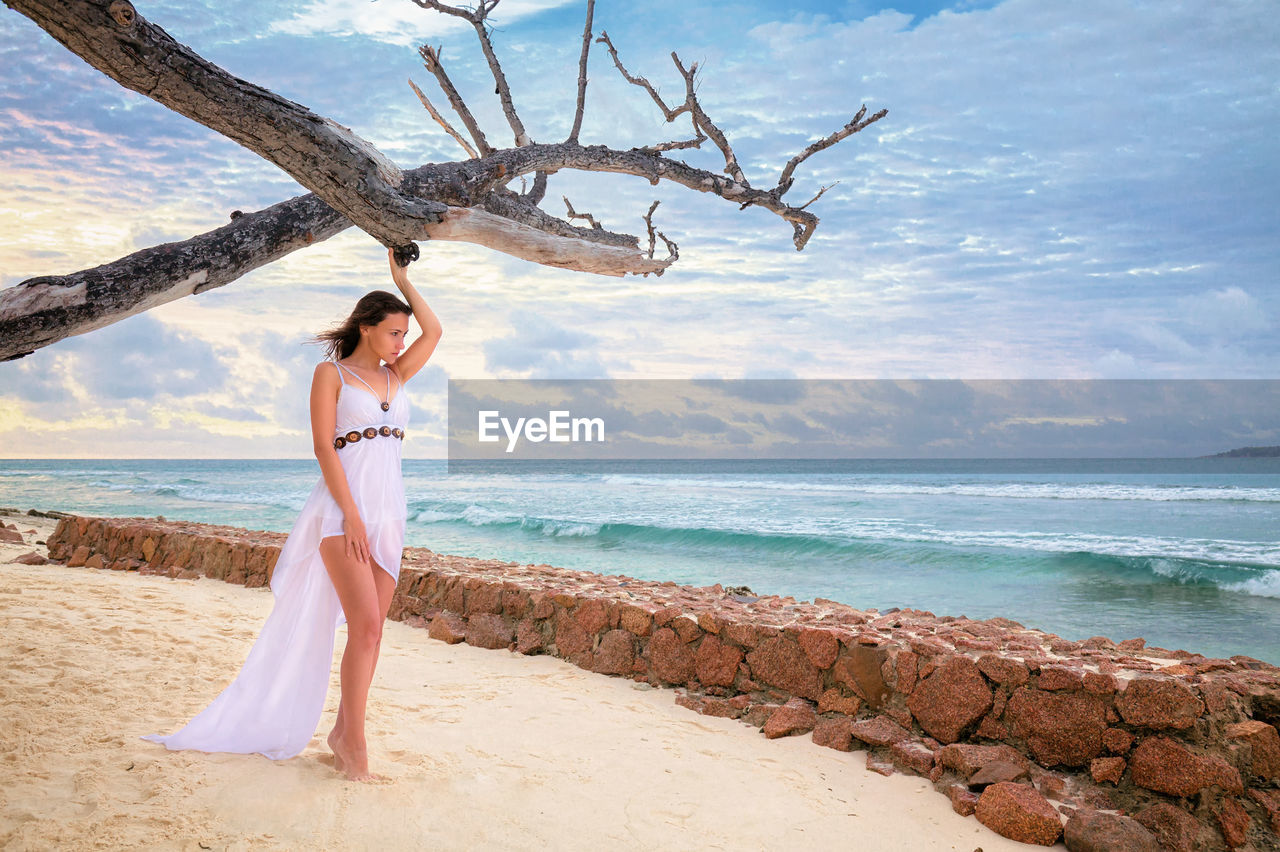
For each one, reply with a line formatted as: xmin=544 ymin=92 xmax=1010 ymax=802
xmin=318 ymin=535 xmax=391 ymax=781
xmin=328 ymin=560 xmax=397 ymax=770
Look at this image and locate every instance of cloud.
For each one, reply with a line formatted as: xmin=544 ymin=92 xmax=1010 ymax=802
xmin=268 ymin=0 xmax=579 ymax=46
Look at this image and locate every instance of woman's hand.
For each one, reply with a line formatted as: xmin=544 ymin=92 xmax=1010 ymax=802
xmin=343 ymin=514 xmax=372 ymax=564
xmin=387 ymin=247 xmax=411 ymax=288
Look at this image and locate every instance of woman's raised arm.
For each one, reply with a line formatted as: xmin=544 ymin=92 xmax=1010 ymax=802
xmin=385 ymin=247 xmax=442 ymax=384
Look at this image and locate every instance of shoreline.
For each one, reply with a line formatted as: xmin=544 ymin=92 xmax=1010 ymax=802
xmin=7 ymin=508 xmax=1280 ymax=849
xmin=0 ymin=507 xmax=1034 ymax=851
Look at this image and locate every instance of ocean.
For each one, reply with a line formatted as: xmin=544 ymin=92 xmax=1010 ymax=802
xmin=2 ymin=458 xmax=1278 ymax=664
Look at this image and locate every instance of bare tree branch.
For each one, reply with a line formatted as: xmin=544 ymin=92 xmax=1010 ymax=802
xmin=418 ymin=44 xmax=495 ymax=157
xmin=523 ymin=171 xmax=549 ymax=205
xmin=797 ymin=182 xmax=839 ymax=211
xmin=425 ymin=207 xmax=669 ymax=277
xmin=641 ymin=200 xmax=678 ymax=272
xmin=671 ymin=53 xmax=747 ymax=185
xmin=638 ymin=133 xmax=707 ymax=153
xmin=776 ymin=105 xmax=888 ymax=197
xmin=0 ymin=193 xmax=350 ymax=360
xmin=408 ymin=77 xmax=478 ymax=159
xmin=595 ymin=31 xmax=690 ymax=123
xmin=563 ymin=196 xmax=603 ymax=230
xmin=567 ymin=0 xmax=595 ymax=144
xmin=412 ymin=0 xmax=531 ymax=146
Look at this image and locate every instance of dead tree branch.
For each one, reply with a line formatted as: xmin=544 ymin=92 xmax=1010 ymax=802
xmin=563 ymin=196 xmax=603 ymax=230
xmin=418 ymin=44 xmax=495 ymax=156
xmin=776 ymin=105 xmax=887 ymax=197
xmin=595 ymin=31 xmax=689 ymax=122
xmin=412 ymin=0 xmax=531 ymax=146
xmin=568 ymin=0 xmax=595 ymax=144
xmin=408 ymin=78 xmax=478 ymax=158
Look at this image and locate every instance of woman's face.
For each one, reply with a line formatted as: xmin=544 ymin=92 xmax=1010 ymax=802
xmin=362 ymin=312 xmax=410 ymax=363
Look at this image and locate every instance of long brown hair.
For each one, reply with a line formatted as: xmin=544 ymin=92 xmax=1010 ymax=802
xmin=312 ymin=290 xmax=412 ymax=360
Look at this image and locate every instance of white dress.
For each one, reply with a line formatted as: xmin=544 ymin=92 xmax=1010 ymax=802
xmin=140 ymin=361 xmax=410 ymax=760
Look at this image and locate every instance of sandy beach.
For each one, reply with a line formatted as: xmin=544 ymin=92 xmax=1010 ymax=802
xmin=0 ymin=510 xmax=1029 ymax=851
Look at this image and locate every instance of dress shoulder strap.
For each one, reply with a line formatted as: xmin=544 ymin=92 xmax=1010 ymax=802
xmin=331 ymin=361 xmax=347 ymax=385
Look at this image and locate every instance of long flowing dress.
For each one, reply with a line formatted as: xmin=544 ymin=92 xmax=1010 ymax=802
xmin=140 ymin=361 xmax=410 ymax=760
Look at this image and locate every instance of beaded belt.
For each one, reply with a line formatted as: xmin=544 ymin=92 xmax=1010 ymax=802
xmin=333 ymin=426 xmax=405 ymax=450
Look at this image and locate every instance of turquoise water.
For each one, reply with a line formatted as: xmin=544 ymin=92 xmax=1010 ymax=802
xmin=2 ymin=458 xmax=1278 ymax=663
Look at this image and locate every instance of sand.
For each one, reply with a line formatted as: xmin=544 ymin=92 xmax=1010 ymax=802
xmin=0 ymin=511 xmax=1029 ymax=851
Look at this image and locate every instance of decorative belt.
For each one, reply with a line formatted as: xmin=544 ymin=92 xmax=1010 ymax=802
xmin=333 ymin=426 xmax=405 ymax=450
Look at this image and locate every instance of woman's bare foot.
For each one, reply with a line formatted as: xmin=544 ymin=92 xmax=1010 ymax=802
xmin=330 ymin=735 xmax=385 ymax=782
xmin=327 ymin=728 xmax=345 ymax=773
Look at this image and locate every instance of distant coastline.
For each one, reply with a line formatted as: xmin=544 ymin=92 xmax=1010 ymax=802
xmin=1209 ymin=445 xmax=1280 ymax=458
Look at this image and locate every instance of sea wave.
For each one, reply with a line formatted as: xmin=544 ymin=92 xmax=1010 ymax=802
xmin=404 ymin=501 xmax=1280 ymax=593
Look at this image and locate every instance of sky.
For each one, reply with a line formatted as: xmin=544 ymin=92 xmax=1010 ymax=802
xmin=0 ymin=0 xmax=1276 ymax=458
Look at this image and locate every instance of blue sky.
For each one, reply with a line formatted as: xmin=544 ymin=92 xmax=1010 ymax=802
xmin=0 ymin=0 xmax=1276 ymax=458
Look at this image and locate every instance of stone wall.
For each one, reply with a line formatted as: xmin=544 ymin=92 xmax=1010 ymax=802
xmin=46 ymin=515 xmax=1280 ymax=850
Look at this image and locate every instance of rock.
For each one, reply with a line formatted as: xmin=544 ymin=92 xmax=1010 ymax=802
xmin=573 ymin=598 xmax=608 ymax=634
xmin=618 ymin=603 xmax=653 ymax=636
xmin=1089 ymin=756 xmax=1125 ymax=785
xmin=812 ymin=716 xmax=854 ymax=752
xmin=746 ymin=636 xmax=822 ymax=700
xmin=464 ymin=613 xmax=513 ymax=649
xmin=1006 ymin=687 xmax=1106 ymax=766
xmin=428 ymin=612 xmax=467 ymax=644
xmin=948 ymin=784 xmax=979 ymax=816
xmin=831 ymin=644 xmax=890 ymax=707
xmin=798 ymin=628 xmax=838 ymax=668
xmin=1115 ymin=677 xmax=1204 ymax=730
xmin=0 ymin=528 xmax=22 ymax=543
xmin=515 ymin=619 xmax=544 ymax=654
xmin=648 ymin=627 xmax=697 ymax=684
xmin=968 ymin=760 xmax=1030 ymax=788
xmin=1128 ymin=736 xmax=1242 ymax=797
xmin=1247 ymin=788 xmax=1280 ymax=834
xmin=978 ymin=653 xmax=1031 ymax=687
xmin=694 ymin=634 xmax=743 ymax=687
xmin=849 ymin=715 xmax=911 ymax=747
xmin=1225 ymin=719 xmax=1280 ymax=779
xmin=865 ymin=753 xmax=895 ymax=776
xmin=895 ymin=649 xmax=919 ymax=693
xmin=817 ymin=687 xmax=861 ymax=716
xmin=1082 ymin=672 xmax=1117 ymax=695
xmin=554 ymin=612 xmax=592 ymax=657
xmin=85 ymin=553 xmax=105 ymax=570
xmin=890 ymin=739 xmax=936 ymax=775
xmin=671 ymin=614 xmax=701 ymax=643
xmin=698 ymin=696 xmax=742 ymax=719
xmin=1134 ymin=803 xmax=1201 ymax=852
xmin=937 ymin=743 xmax=1028 ymax=776
xmin=67 ymin=544 xmax=90 ymax=567
xmin=14 ymin=551 xmax=47 ymax=565
xmin=1063 ymin=809 xmax=1160 ymax=852
xmin=1038 ymin=666 xmax=1084 ymax=691
xmin=975 ymin=782 xmax=1063 ymax=846
xmin=763 ymin=697 xmax=817 ymax=739
xmin=1102 ymin=727 xmax=1134 ymax=754
xmin=906 ymin=656 xmax=992 ymax=743
xmin=593 ymin=629 xmax=635 ymax=674
xmin=1214 ymin=798 xmax=1250 ymax=849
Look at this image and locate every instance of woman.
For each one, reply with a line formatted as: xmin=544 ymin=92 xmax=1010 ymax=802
xmin=142 ymin=248 xmax=442 ymax=782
